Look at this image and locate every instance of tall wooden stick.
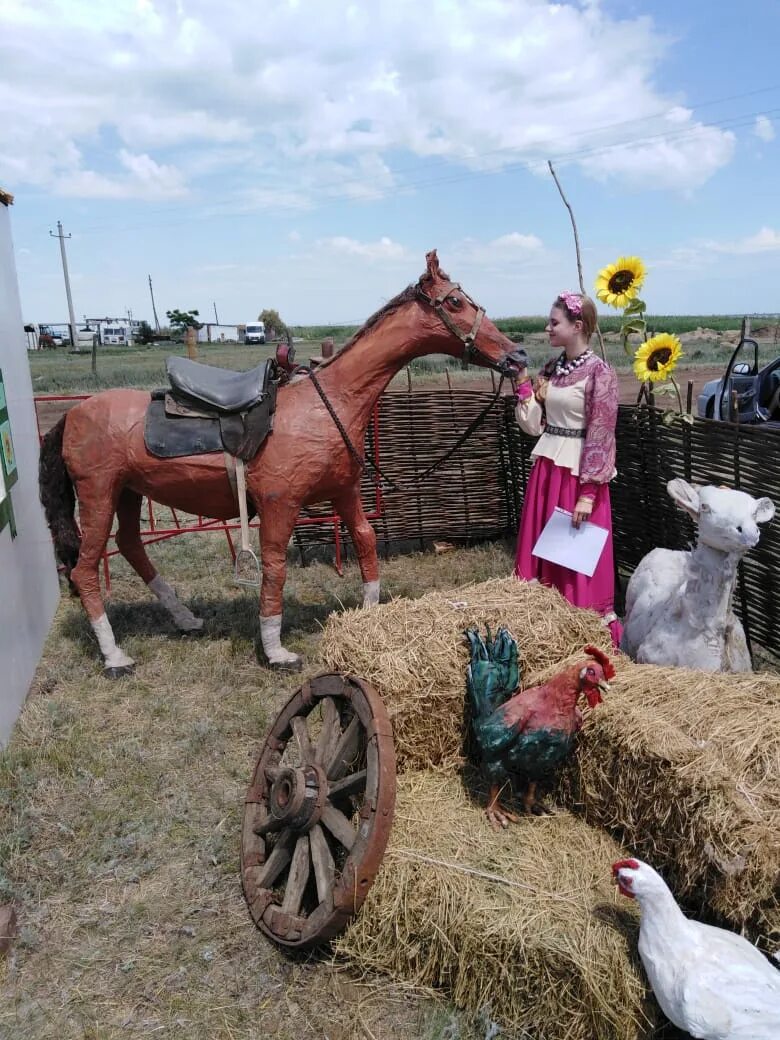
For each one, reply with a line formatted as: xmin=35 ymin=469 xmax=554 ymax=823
xmin=547 ymin=160 xmax=606 ymax=360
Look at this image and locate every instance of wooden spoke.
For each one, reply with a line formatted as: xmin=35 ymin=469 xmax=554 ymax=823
xmin=291 ymin=716 xmax=314 ymax=764
xmin=328 ymin=769 xmax=367 ymax=801
xmin=327 ymin=715 xmax=362 ymax=780
xmin=321 ymin=803 xmax=357 ymax=851
xmin=242 ymin=673 xmax=396 ymax=949
xmin=281 ymin=835 xmax=311 ymax=916
xmin=256 ymin=831 xmax=295 ymax=888
xmin=309 ymin=823 xmax=336 ymax=906
xmin=314 ymin=697 xmax=341 ymax=768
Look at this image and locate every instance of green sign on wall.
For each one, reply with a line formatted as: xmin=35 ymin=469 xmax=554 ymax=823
xmin=0 ymin=368 xmax=18 ymax=537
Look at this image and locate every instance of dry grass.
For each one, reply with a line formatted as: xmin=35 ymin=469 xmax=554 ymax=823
xmin=0 ymin=537 xmax=514 ymax=1040
xmin=336 ymin=770 xmax=657 ymax=1040
xmin=3 ymin=529 xmax=777 ymax=1038
xmin=561 ymin=665 xmax=780 ymax=948
xmin=320 ymin=577 xmax=614 ymax=771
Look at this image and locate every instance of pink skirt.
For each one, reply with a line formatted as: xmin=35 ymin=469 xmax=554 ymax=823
xmin=514 ymin=457 xmax=622 ymax=647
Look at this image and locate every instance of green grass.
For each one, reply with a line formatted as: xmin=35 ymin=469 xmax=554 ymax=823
xmin=28 ymin=316 xmax=780 ymax=396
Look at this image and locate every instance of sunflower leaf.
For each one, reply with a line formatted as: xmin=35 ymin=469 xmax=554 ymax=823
xmin=623 ymin=298 xmax=647 ymax=316
xmin=680 ymin=412 xmax=695 ymax=425
xmin=621 ymin=319 xmax=647 ymax=335
xmin=661 ymin=410 xmax=678 ymax=426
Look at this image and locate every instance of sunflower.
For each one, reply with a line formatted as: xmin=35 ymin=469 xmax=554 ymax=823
xmin=594 ymin=256 xmax=647 ymax=308
xmin=633 ymin=333 xmax=683 ymax=383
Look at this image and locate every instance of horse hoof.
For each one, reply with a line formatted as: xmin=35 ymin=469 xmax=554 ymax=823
xmin=177 ymin=627 xmax=205 ymax=639
xmin=265 ymin=657 xmax=303 ymax=673
xmin=103 ymin=664 xmax=135 ymax=679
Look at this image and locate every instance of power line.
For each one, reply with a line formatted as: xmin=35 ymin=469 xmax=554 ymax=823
xmin=55 ymin=90 xmax=780 ymax=239
xmin=71 ymin=80 xmax=780 ymax=236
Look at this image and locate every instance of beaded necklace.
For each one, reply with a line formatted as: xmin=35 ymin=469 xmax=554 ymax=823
xmin=554 ymin=349 xmax=592 ymax=377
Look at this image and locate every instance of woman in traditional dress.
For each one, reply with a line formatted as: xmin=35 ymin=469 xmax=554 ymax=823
xmin=514 ymin=291 xmax=622 ymax=645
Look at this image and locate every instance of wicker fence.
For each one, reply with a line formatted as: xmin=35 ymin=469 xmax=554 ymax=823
xmin=293 ymin=388 xmax=780 ymax=658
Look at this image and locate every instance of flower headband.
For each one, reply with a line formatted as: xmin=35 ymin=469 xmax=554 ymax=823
xmin=558 ymin=290 xmax=583 ymax=316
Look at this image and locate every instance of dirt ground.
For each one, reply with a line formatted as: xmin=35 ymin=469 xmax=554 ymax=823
xmin=613 ymin=363 xmax=722 ymax=406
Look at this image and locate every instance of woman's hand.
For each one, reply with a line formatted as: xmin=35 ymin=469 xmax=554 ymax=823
xmin=572 ymin=496 xmax=593 ymax=529
xmin=511 ymin=360 xmax=528 ymax=390
xmin=534 ymin=376 xmax=549 ymax=403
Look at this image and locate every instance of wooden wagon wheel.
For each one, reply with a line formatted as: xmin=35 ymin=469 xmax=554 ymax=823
xmin=241 ymin=673 xmax=396 ymax=949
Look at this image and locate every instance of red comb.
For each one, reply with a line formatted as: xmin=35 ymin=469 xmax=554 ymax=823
xmin=611 ymin=858 xmax=640 ymax=877
xmin=584 ymin=644 xmax=616 ymax=680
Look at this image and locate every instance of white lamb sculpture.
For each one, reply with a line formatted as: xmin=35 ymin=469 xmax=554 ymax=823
xmin=621 ymin=479 xmax=774 ymax=672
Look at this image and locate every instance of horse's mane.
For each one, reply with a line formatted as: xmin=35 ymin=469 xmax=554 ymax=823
xmin=316 ymin=272 xmax=447 ymax=369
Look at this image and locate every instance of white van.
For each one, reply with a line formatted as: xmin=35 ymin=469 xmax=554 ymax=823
xmin=245 ymin=321 xmax=266 ymax=345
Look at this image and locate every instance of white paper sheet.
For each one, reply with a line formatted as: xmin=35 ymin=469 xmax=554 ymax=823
xmin=531 ymin=507 xmax=608 ymax=577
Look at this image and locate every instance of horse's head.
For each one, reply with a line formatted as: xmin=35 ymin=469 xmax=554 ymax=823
xmin=417 ymin=250 xmax=527 ymax=377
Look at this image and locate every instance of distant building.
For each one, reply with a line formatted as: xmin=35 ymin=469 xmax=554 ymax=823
xmin=198 ymin=323 xmax=240 ymax=343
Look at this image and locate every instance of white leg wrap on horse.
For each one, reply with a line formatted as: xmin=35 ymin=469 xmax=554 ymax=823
xmin=362 ymin=580 xmax=380 ymax=607
xmin=148 ymin=575 xmax=203 ymax=631
xmin=260 ymin=615 xmax=300 ymax=665
xmin=91 ymin=614 xmax=135 ymax=670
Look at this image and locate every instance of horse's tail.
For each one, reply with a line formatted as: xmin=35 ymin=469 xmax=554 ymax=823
xmin=39 ymin=415 xmax=80 ymax=587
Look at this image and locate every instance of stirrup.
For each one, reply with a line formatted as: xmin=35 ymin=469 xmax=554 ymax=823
xmin=233 ymin=454 xmax=260 ymax=586
xmin=235 ymin=546 xmax=261 ymax=587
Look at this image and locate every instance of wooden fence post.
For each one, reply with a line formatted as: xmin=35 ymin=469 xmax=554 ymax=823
xmin=185 ymin=326 xmax=198 ymax=360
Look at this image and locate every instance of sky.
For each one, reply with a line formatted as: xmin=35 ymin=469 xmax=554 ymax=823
xmin=1 ymin=0 xmax=779 ymax=327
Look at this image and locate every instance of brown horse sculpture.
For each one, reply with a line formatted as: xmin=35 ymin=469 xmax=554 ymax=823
xmin=39 ymin=251 xmax=524 ymax=676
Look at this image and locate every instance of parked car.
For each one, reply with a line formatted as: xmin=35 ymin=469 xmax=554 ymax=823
xmin=245 ymin=321 xmax=266 ymax=345
xmin=697 ymin=331 xmax=780 ymax=425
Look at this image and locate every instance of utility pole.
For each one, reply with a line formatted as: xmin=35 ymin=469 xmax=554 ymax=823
xmin=213 ymin=301 xmax=219 ymax=324
xmin=50 ymin=221 xmax=78 ymax=350
xmin=148 ymin=275 xmax=161 ymax=331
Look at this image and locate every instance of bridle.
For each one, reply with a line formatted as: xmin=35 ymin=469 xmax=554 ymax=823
xmin=305 ymin=274 xmax=523 ymax=489
xmin=416 ymin=275 xmax=522 ymax=374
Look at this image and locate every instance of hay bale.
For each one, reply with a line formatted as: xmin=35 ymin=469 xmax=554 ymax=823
xmin=336 ymin=771 xmax=656 ymax=1040
xmin=563 ymin=665 xmax=780 ymax=947
xmin=320 ymin=577 xmax=613 ymax=770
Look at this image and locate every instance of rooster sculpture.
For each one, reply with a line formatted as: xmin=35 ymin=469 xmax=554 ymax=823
xmin=465 ymin=627 xmax=613 ymax=829
xmin=613 ymin=858 xmax=780 ymax=1039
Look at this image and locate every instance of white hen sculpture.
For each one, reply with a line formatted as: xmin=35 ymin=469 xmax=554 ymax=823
xmin=613 ymin=858 xmax=780 ymax=1039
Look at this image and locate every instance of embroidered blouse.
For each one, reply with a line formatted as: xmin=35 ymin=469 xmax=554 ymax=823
xmin=515 ymin=354 xmax=618 ymax=486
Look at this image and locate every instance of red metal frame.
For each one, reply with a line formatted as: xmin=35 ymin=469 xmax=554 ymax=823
xmin=35 ymin=394 xmax=384 ymax=592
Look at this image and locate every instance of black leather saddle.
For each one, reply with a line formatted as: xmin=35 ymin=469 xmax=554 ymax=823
xmin=145 ymin=357 xmax=280 ymax=461
xmin=166 ymin=356 xmax=272 ymax=413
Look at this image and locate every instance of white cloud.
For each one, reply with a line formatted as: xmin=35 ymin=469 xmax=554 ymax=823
xmin=56 ymin=152 xmax=187 ymax=200
xmin=652 ymin=227 xmax=780 ymax=269
xmin=754 ymin=115 xmax=775 ymax=142
xmin=0 ymin=0 xmax=737 ymax=203
xmin=319 ymin=236 xmax=408 ymax=261
xmin=451 ymin=232 xmax=545 ymax=267
xmin=711 ymin=227 xmax=780 ymax=255
xmin=578 ymin=121 xmax=736 ymax=192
